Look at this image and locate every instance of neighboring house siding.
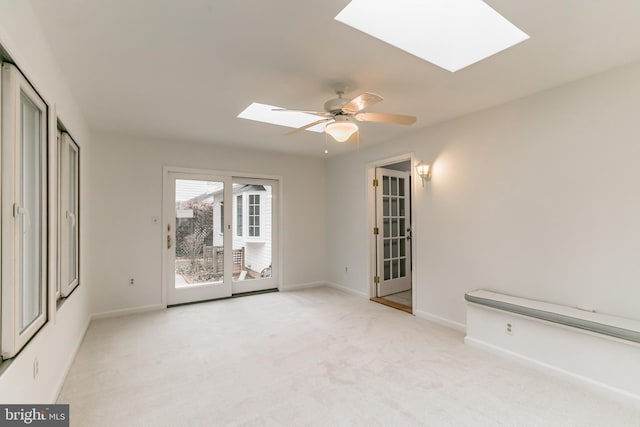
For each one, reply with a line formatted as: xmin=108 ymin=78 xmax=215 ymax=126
xmin=196 ymin=187 xmax=271 ymax=276
xmin=245 ymin=189 xmax=272 ymax=274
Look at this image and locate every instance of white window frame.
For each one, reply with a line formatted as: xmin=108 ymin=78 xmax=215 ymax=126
xmin=245 ymin=192 xmax=264 ymax=242
xmin=235 ymin=194 xmax=243 ymax=237
xmin=218 ymin=200 xmax=224 ymax=236
xmin=1 ymin=63 xmax=48 ymax=359
xmin=54 ymin=129 xmax=62 ymax=302
xmin=58 ymin=130 xmax=79 ymax=298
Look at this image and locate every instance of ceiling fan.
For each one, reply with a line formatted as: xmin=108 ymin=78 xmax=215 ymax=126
xmin=273 ymin=88 xmax=416 ymax=142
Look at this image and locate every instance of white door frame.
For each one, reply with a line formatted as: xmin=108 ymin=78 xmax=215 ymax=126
xmin=161 ymin=166 xmax=283 ymax=307
xmin=367 ymin=153 xmax=418 ymax=311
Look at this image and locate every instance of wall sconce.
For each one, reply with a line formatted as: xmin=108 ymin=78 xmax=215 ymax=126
xmin=416 ymin=161 xmax=432 ymax=187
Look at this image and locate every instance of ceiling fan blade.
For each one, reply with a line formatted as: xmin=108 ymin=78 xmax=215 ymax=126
xmin=354 ymin=112 xmax=416 ymax=125
xmin=285 ymin=118 xmax=332 ymax=135
xmin=272 ymin=108 xmax=332 ymax=117
xmin=342 ymin=93 xmax=383 ymax=114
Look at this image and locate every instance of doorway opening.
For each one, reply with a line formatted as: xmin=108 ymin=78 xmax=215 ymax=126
xmin=368 ymin=158 xmax=414 ymax=314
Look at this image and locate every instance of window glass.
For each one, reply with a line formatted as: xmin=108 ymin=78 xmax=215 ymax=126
xmin=20 ymin=92 xmax=43 ymax=330
xmin=68 ymin=144 xmax=78 ymax=283
xmin=248 ymin=194 xmax=260 ymax=237
xmin=236 ymin=195 xmax=243 ymax=236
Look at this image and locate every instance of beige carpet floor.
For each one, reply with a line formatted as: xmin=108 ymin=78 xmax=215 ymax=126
xmin=58 ymin=287 xmax=640 ymax=426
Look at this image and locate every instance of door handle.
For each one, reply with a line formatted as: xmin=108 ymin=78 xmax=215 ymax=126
xmin=167 ymin=234 xmax=172 ymax=249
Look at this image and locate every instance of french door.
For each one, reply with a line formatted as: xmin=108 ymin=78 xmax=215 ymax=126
xmin=375 ymin=168 xmax=411 ymax=297
xmin=165 ymin=171 xmax=278 ymax=306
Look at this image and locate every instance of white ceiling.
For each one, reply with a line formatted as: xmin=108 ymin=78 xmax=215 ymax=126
xmin=30 ymin=0 xmax=640 ymax=157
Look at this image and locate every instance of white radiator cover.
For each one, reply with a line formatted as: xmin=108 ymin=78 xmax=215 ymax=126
xmin=465 ymin=301 xmax=640 ymax=400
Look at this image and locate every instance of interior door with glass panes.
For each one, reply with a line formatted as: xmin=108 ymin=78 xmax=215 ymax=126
xmin=375 ymin=168 xmax=411 ymax=297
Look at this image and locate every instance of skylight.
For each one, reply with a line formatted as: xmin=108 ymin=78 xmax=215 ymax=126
xmin=237 ymin=103 xmax=325 ymax=132
xmin=335 ymin=0 xmax=529 ymax=72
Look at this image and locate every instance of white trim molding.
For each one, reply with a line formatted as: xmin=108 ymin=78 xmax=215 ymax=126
xmin=464 ymin=337 xmax=640 ymax=403
xmin=325 ymin=282 xmax=368 ymax=298
xmin=91 ymin=304 xmax=166 ymax=321
xmin=465 ymin=301 xmax=640 ymax=401
xmin=414 ymin=309 xmax=467 ymax=333
xmin=51 ymin=317 xmax=91 ymax=402
xmin=279 ymin=282 xmax=326 ymax=292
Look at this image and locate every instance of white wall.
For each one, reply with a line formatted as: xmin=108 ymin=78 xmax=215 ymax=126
xmin=0 ymin=1 xmax=92 ymax=402
xmin=326 ymin=61 xmax=640 ymax=326
xmin=89 ymin=134 xmax=326 ymax=314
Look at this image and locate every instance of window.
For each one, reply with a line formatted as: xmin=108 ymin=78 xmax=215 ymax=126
xmin=247 ymin=194 xmax=261 ymax=238
xmin=233 ymin=190 xmax=266 ymax=242
xmin=236 ymin=195 xmax=243 ymax=236
xmin=58 ymin=130 xmax=80 ymax=298
xmin=1 ymin=63 xmax=48 ymax=359
xmin=55 ymin=129 xmax=62 ymax=302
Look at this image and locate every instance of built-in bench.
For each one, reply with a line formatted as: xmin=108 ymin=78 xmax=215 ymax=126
xmin=464 ymin=290 xmax=640 ymax=400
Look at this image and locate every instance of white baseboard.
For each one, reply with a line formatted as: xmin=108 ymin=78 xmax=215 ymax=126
xmin=91 ymin=304 xmax=166 ymax=320
xmin=325 ymin=282 xmax=368 ymax=298
xmin=51 ymin=316 xmax=91 ymax=403
xmin=279 ymin=282 xmax=325 ymax=291
xmin=414 ymin=309 xmax=466 ymax=333
xmin=464 ymin=336 xmax=640 ymax=403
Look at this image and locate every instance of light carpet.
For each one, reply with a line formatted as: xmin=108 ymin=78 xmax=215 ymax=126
xmin=58 ymin=287 xmax=640 ymax=426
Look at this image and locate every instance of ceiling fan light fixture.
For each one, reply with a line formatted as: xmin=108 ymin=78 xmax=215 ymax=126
xmin=325 ymin=117 xmax=358 ymax=142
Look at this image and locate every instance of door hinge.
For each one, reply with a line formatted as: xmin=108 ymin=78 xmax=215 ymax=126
xmin=374 ymin=276 xmax=380 ymax=284
xmin=373 ymin=227 xmax=379 ymax=235
xmin=373 ymin=178 xmax=379 ymax=187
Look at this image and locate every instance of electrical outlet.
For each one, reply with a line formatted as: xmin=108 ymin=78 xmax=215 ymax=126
xmin=129 ymin=278 xmax=135 ymax=286
xmin=33 ymin=358 xmax=39 ymax=380
xmin=506 ymin=322 xmax=513 ymax=336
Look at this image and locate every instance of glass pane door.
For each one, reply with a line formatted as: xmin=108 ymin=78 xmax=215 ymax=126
xmin=232 ymin=179 xmax=277 ymax=293
xmin=166 ymin=174 xmax=232 ymax=306
xmin=174 ymin=179 xmax=224 ymax=287
xmin=376 ymin=168 xmax=411 ymax=297
xmin=165 ymin=173 xmax=278 ymax=305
